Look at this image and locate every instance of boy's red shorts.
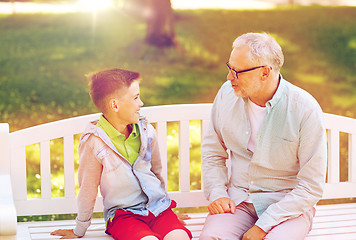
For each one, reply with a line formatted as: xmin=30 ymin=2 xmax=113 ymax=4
xmin=106 ymin=200 xmax=192 ymax=240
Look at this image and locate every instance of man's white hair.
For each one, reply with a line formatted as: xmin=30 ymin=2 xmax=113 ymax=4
xmin=232 ymin=32 xmax=284 ymax=71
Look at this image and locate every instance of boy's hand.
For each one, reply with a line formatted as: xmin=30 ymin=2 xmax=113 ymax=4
xmin=176 ymin=213 xmax=191 ymax=226
xmin=50 ymin=229 xmax=81 ymax=239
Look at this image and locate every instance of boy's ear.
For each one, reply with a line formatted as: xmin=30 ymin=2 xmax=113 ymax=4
xmin=110 ymin=98 xmax=120 ymax=112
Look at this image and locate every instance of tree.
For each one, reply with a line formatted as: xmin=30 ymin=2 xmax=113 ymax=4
xmin=123 ymin=0 xmax=177 ymax=48
xmin=144 ymin=0 xmax=177 ymax=47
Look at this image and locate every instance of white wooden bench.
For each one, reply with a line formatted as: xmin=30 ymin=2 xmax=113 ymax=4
xmin=1 ymin=104 xmax=356 ymax=240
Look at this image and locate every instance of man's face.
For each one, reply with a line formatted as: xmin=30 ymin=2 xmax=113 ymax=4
xmin=114 ymin=80 xmax=144 ymax=125
xmin=227 ymin=45 xmax=263 ymax=99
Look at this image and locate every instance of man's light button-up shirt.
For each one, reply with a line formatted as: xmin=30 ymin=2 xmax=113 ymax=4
xmin=201 ymin=77 xmax=327 ymax=232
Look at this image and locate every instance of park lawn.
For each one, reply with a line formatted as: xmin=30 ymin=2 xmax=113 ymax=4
xmin=0 ymin=6 xmax=355 ymax=131
xmin=1 ymin=6 xmax=356 ymax=221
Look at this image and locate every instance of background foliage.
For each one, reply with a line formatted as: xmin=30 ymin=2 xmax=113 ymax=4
xmin=1 ymin=7 xmax=355 ymax=132
xmin=1 ymin=6 xmax=355 ymax=220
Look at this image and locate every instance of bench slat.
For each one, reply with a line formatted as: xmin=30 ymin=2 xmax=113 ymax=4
xmin=349 ymin=133 xmax=356 ymax=182
xmin=314 ymin=205 xmax=356 ymax=217
xmin=315 ymin=202 xmax=356 ymax=210
xmin=64 ymin=135 xmax=76 ymax=199
xmin=9 ymin=114 xmax=100 ymax=147
xmin=156 ymin=121 xmax=168 ymax=188
xmin=16 ymin=207 xmax=356 ymax=240
xmin=308 ymin=226 xmax=356 ymax=236
xmin=169 ymin=190 xmax=209 ymax=208
xmin=10 ymin=146 xmax=27 ymax=201
xmin=312 ymin=219 xmax=356 ymax=229
xmin=179 ymin=120 xmax=191 ymax=192
xmin=322 ymin=182 xmax=356 ymax=199
xmin=327 ymin=129 xmax=340 ymax=184
xmin=40 ymin=140 xmax=51 ymax=199
xmin=306 ymin=233 xmax=356 ymax=240
xmin=313 ymin=214 xmax=356 ymax=222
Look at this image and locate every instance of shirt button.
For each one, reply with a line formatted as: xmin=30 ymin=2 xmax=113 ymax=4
xmin=246 ymin=131 xmax=249 ymax=135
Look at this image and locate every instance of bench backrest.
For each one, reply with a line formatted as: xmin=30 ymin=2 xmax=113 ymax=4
xmin=1 ymin=104 xmax=356 ymax=217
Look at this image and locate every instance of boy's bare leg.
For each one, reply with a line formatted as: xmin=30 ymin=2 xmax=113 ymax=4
xmin=141 ymin=236 xmax=159 ymax=240
xmin=163 ymin=229 xmax=190 ymax=240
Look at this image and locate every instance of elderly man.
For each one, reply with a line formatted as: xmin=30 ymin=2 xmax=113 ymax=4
xmin=200 ymin=33 xmax=327 ymax=240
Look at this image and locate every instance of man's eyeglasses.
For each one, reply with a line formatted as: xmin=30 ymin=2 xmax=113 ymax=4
xmin=226 ymin=62 xmax=268 ymax=79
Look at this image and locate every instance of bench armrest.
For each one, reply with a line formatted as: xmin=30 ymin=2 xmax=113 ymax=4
xmin=0 ymin=174 xmax=17 ymax=236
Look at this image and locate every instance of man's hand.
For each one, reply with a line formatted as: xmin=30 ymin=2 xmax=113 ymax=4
xmin=242 ymin=225 xmax=267 ymax=240
xmin=208 ymin=197 xmax=236 ymax=215
xmin=50 ymin=229 xmax=81 ymax=239
xmin=176 ymin=213 xmax=191 ymax=226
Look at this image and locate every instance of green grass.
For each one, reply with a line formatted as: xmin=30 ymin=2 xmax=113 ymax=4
xmin=0 ymin=6 xmax=355 ymax=131
xmin=1 ymin=6 xmax=356 ymax=220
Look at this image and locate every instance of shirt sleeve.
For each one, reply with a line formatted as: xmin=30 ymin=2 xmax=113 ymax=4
xmin=73 ymin=136 xmax=103 ymax=237
xmin=202 ymin=86 xmax=230 ymax=203
xmin=148 ymin=125 xmax=167 ymax=193
xmin=255 ymin=105 xmax=327 ymax=232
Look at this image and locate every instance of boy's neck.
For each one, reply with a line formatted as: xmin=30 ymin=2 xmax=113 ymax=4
xmin=115 ymin=124 xmax=131 ymax=138
xmin=103 ymin=115 xmax=132 ymax=139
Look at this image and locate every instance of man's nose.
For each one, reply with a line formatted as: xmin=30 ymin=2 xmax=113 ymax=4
xmin=227 ymin=71 xmax=236 ymax=82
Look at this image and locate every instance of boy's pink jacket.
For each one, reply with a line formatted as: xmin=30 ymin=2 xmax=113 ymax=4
xmin=73 ymin=116 xmax=171 ymax=237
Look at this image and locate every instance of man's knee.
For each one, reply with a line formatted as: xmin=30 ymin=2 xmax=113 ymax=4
xmin=264 ymin=208 xmax=315 ymax=240
xmin=199 ymin=215 xmax=225 ymax=240
xmin=200 ymin=226 xmax=238 ymax=240
xmin=199 ymin=229 xmax=219 ymax=240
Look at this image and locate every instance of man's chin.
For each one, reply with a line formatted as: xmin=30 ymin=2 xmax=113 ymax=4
xmin=233 ymin=90 xmax=244 ymax=98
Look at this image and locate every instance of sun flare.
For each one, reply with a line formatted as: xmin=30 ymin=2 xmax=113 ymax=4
xmin=78 ymin=0 xmax=113 ymax=10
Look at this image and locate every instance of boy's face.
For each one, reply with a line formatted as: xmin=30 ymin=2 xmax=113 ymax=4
xmin=113 ymin=80 xmax=144 ymax=125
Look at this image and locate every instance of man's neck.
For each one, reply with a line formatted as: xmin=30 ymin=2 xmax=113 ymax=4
xmin=250 ymin=74 xmax=280 ymax=107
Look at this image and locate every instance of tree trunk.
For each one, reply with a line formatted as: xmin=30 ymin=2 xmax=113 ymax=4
xmin=11 ymin=0 xmax=16 ymax=14
xmin=144 ymin=0 xmax=176 ymax=47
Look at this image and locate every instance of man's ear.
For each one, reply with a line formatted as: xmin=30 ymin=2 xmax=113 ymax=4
xmin=261 ymin=66 xmax=271 ymax=80
xmin=109 ymin=98 xmax=120 ymax=112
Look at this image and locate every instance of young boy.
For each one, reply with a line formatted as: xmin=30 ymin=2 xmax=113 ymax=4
xmin=51 ymin=68 xmax=192 ymax=240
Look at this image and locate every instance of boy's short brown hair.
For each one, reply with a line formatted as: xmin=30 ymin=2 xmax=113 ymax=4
xmin=87 ymin=68 xmax=141 ymax=113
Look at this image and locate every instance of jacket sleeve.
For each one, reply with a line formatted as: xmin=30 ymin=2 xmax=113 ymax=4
xmin=255 ymin=105 xmax=327 ymax=232
xmin=73 ymin=136 xmax=103 ymax=237
xmin=202 ymin=86 xmax=230 ymax=203
xmin=149 ymin=124 xmax=167 ymax=193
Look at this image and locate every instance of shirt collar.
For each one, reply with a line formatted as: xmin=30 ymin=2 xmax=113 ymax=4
xmin=242 ymin=74 xmax=286 ymax=111
xmin=265 ymin=74 xmax=286 ymax=110
xmin=97 ymin=115 xmax=139 ymax=140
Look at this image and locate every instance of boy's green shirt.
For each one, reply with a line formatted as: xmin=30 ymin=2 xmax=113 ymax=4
xmin=96 ymin=115 xmax=141 ymax=165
